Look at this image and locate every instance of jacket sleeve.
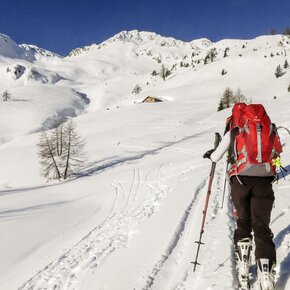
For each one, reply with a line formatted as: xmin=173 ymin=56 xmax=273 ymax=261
xmin=210 ymin=131 xmax=231 ymax=163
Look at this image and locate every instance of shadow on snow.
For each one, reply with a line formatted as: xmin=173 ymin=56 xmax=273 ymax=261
xmin=74 ymin=131 xmax=207 ymax=179
xmin=274 ymin=224 xmax=290 ymax=289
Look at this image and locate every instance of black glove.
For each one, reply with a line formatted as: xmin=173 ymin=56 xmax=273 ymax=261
xmin=203 ymin=149 xmax=215 ymax=159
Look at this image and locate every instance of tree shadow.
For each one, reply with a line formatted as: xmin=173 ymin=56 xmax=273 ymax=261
xmin=11 ymin=99 xmax=32 ymax=102
xmin=274 ymin=224 xmax=290 ymax=289
xmin=74 ymin=131 xmax=207 ymax=179
xmin=0 ymin=182 xmax=60 ymax=197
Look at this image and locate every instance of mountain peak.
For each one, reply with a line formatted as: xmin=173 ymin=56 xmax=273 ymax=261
xmin=19 ymin=44 xmax=61 ymax=61
xmin=111 ymin=30 xmax=160 ymax=42
xmin=0 ymin=33 xmax=25 ymax=59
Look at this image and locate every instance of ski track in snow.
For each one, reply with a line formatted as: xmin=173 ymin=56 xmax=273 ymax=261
xmin=16 ymin=158 xmax=290 ymax=290
xmin=140 ymin=163 xmax=237 ymax=290
xmin=18 ymin=165 xmax=172 ymax=290
xmin=142 ymin=177 xmax=207 ymax=290
xmin=142 ymin=162 xmax=240 ymax=290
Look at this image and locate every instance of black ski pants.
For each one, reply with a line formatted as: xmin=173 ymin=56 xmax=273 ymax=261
xmin=230 ymin=176 xmax=276 ymax=263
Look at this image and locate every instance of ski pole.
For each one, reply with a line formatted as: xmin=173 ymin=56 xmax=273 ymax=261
xmin=192 ymin=132 xmax=221 ymax=272
xmin=221 ymin=159 xmax=229 ymax=209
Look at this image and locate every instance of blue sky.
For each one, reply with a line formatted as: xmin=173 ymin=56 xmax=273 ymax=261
xmin=0 ymin=0 xmax=289 ymax=56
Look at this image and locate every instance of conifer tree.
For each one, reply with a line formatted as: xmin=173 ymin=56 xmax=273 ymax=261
xmin=217 ymin=87 xmax=234 ymax=111
xmin=160 ymin=64 xmax=171 ymax=81
xmin=275 ymin=65 xmax=283 ymax=78
xmin=223 ymin=47 xmax=230 ymax=58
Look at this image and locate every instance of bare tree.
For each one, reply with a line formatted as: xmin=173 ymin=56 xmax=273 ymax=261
xmin=38 ymin=131 xmax=62 ymax=181
xmin=2 ymin=90 xmax=11 ymax=101
xmin=63 ymin=121 xmax=86 ymax=180
xmin=234 ymin=88 xmax=247 ymax=103
xmin=38 ymin=120 xmax=86 ymax=181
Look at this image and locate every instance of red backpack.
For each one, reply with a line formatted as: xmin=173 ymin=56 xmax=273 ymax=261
xmin=229 ymin=104 xmax=282 ymax=177
xmin=224 ymin=103 xmax=247 ymax=135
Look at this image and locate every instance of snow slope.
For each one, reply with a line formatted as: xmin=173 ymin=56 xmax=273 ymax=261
xmin=0 ymin=31 xmax=289 ymax=290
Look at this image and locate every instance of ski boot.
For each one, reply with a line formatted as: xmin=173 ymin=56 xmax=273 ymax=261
xmin=235 ymin=238 xmax=252 ymax=290
xmin=257 ymin=258 xmax=276 ymax=290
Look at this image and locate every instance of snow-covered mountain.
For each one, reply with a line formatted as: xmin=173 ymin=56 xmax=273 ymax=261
xmin=0 ymin=33 xmax=26 ymax=59
xmin=0 ymin=30 xmax=289 ymax=290
xmin=19 ymin=44 xmax=61 ymax=61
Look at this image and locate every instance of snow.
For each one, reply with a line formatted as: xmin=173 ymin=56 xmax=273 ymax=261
xmin=0 ymin=30 xmax=289 ymax=290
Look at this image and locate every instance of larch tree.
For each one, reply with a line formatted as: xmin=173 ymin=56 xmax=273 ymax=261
xmin=62 ymin=121 xmax=86 ymax=180
xmin=2 ymin=90 xmax=11 ymax=101
xmin=38 ymin=119 xmax=86 ymax=181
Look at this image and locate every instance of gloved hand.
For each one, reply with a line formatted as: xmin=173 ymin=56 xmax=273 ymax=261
xmin=203 ymin=149 xmax=215 ymax=159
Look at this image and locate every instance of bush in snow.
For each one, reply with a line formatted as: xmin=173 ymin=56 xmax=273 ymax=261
xmin=151 ymin=70 xmax=158 ymax=76
xmin=221 ymin=69 xmax=227 ymax=76
xmin=275 ymin=65 xmax=284 ymax=78
xmin=288 ymin=84 xmax=290 ymax=92
xmin=154 ymin=57 xmax=161 ymax=63
xmin=284 ymin=60 xmax=289 ymax=69
xmin=180 ymin=61 xmax=189 ymax=67
xmin=2 ymin=90 xmax=11 ymax=101
xmin=132 ymin=84 xmax=142 ymax=95
xmin=38 ymin=119 xmax=86 ymax=181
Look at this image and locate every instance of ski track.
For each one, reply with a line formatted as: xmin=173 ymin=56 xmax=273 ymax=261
xmin=140 ymin=163 xmax=235 ymax=290
xmin=162 ymin=162 xmax=237 ymax=290
xmin=18 ymin=165 xmax=172 ymax=290
xmin=142 ymin=176 xmax=208 ymax=290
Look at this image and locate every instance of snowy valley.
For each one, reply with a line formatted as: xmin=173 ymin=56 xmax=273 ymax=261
xmin=0 ymin=30 xmax=289 ymax=290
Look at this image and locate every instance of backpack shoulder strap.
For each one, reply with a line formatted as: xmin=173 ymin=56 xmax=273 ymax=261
xmin=229 ymin=127 xmax=240 ymax=163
